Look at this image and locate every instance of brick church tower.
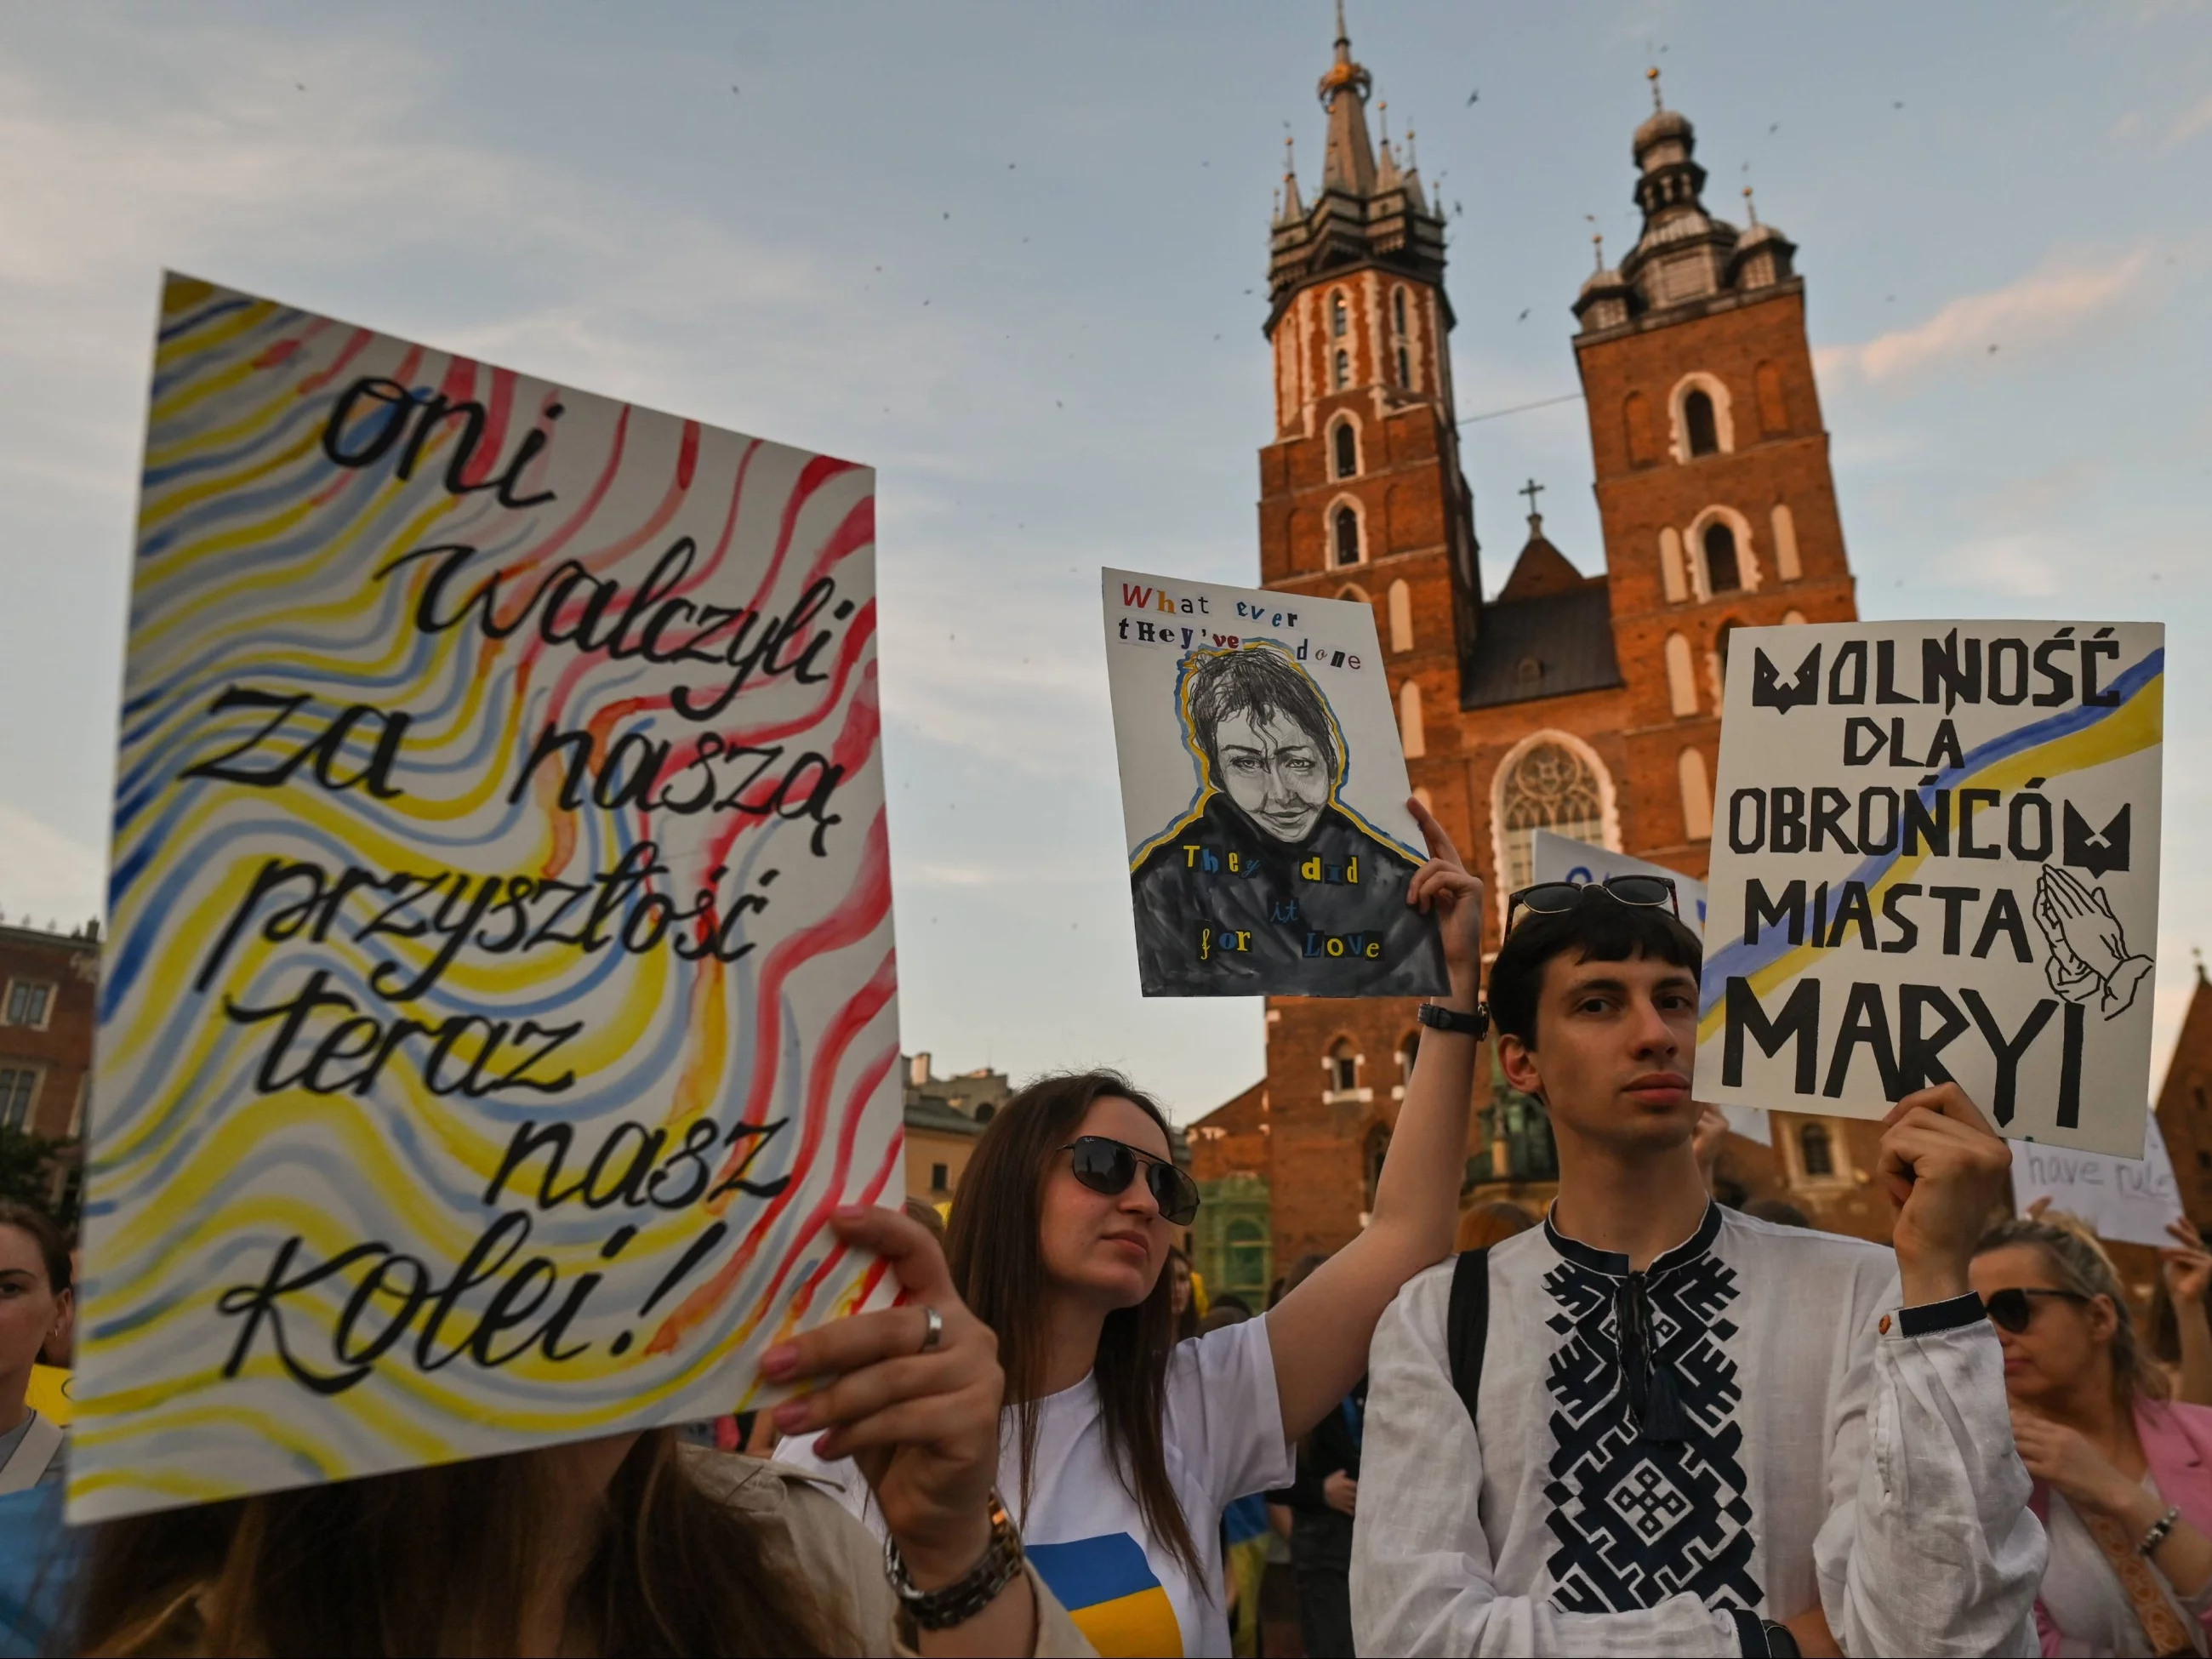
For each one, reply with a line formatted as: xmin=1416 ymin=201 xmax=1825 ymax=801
xmin=1189 ymin=37 xmax=1890 ymax=1272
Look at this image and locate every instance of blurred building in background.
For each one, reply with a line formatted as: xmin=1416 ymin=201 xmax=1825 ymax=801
xmin=0 ymin=917 xmax=100 ymax=1143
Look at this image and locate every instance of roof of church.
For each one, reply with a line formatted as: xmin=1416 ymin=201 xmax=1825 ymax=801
xmin=1494 ymin=515 xmax=1586 ymax=601
xmin=1462 ymin=580 xmax=1623 ymax=710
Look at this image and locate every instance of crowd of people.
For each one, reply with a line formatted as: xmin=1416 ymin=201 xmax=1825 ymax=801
xmin=0 ymin=803 xmax=2205 ymax=1656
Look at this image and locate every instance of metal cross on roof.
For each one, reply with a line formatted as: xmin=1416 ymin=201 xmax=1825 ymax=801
xmin=1519 ymin=478 xmax=1546 ymax=516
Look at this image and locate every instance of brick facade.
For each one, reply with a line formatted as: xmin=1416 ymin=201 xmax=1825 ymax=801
xmin=1194 ymin=32 xmax=1894 ymax=1264
xmin=0 ymin=921 xmax=100 ymax=1142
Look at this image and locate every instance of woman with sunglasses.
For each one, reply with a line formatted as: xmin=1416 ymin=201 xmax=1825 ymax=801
xmin=1973 ymin=1216 xmax=2212 ymax=1655
xmin=783 ymin=798 xmax=1484 ymax=1656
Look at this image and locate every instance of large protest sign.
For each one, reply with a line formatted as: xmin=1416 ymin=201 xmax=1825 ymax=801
xmin=1697 ymin=620 xmax=2163 ymax=1156
xmin=71 ymin=276 xmax=898 ymax=1520
xmin=2010 ymin=1113 xmax=2183 ymax=1248
xmin=1103 ymin=569 xmax=1445 ymax=997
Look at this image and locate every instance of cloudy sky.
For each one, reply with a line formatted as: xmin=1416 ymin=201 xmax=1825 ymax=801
xmin=0 ymin=2 xmax=2206 ymax=1122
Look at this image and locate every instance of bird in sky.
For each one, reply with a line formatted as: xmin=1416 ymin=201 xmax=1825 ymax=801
xmin=1467 ymin=88 xmax=1479 ymax=105
xmin=1517 ymin=309 xmax=1531 ymax=322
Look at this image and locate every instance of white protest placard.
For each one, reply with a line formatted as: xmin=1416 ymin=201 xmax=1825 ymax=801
xmin=74 ymin=276 xmax=899 ymax=1520
xmin=1697 ymin=620 xmax=2164 ymax=1156
xmin=2010 ymin=1113 xmax=2184 ymax=1248
xmin=1532 ymin=831 xmax=1769 ymax=1143
xmin=1533 ymin=830 xmax=1710 ymax=935
xmin=1103 ymin=568 xmax=1445 ymax=997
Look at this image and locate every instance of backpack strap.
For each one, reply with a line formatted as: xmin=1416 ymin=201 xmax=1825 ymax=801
xmin=1445 ymin=1247 xmax=1491 ymax=1431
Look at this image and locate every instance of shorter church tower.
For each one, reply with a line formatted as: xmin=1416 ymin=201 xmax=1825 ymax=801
xmin=1572 ymin=71 xmax=1859 ymax=876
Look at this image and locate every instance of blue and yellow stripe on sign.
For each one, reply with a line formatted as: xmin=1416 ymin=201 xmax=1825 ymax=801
xmin=1027 ymin=1532 xmax=1183 ymax=1658
xmin=1698 ymin=645 xmax=2164 ymax=1038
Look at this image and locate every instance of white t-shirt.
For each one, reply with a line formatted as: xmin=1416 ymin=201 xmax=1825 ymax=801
xmin=779 ymin=1315 xmax=1293 ymax=1658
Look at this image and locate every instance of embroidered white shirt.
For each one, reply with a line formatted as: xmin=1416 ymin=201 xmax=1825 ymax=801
xmin=1350 ymin=1206 xmax=2046 ymax=1656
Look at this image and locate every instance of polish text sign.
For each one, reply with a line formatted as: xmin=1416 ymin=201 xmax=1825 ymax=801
xmin=2010 ymin=1114 xmax=2183 ymax=1248
xmin=1102 ymin=569 xmax=1445 ymax=998
xmin=72 ymin=276 xmax=898 ymax=1519
xmin=1696 ymin=621 xmax=2163 ymax=1156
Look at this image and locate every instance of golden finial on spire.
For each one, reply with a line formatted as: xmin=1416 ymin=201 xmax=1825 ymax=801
xmin=1593 ymin=232 xmax=1605 ymax=271
xmin=1647 ymin=66 xmax=1663 ymax=110
xmin=1742 ymin=184 xmax=1759 ymax=225
xmin=1405 ymin=126 xmax=1417 ymax=170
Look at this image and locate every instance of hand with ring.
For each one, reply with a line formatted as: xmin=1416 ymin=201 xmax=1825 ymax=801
xmin=761 ymin=1206 xmax=1006 ymax=1590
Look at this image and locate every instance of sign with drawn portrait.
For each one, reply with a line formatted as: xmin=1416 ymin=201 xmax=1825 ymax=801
xmin=71 ymin=276 xmax=899 ymax=1520
xmin=1696 ymin=620 xmax=2163 ymax=1156
xmin=1102 ymin=568 xmax=1445 ymax=999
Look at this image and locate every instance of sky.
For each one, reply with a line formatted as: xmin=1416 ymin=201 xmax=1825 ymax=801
xmin=0 ymin=2 xmax=2207 ymax=1125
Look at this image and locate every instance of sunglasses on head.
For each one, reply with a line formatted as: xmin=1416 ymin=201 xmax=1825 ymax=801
xmin=1982 ymin=1286 xmax=2089 ymax=1334
xmin=1503 ymin=874 xmax=1679 ymax=938
xmin=1063 ymin=1136 xmax=1202 ymax=1226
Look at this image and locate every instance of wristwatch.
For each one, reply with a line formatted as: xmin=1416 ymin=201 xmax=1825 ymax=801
xmin=1417 ymin=1000 xmax=1489 ymax=1039
xmin=884 ymin=1491 xmax=1025 ymax=1633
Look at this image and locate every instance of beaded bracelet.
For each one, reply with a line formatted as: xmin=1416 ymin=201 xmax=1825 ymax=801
xmin=2138 ymin=1504 xmax=2182 ymax=1557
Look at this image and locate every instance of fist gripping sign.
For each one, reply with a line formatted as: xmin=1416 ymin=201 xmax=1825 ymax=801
xmin=1697 ymin=621 xmax=2164 ymax=1158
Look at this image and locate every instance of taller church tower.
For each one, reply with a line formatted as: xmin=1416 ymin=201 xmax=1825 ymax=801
xmin=1249 ymin=9 xmax=1485 ymax=1257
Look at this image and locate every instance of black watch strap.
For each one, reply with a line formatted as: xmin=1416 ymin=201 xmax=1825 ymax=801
xmin=1417 ymin=1000 xmax=1489 ymax=1039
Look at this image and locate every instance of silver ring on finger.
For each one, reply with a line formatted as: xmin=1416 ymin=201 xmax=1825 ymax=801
xmin=917 ymin=1304 xmax=944 ymax=1354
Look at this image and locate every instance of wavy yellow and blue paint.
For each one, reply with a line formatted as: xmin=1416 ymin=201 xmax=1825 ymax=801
xmin=69 ymin=275 xmax=899 ymax=1521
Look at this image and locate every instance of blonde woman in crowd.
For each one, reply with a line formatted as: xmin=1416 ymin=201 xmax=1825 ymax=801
xmin=1975 ymin=1216 xmax=2212 ymax=1655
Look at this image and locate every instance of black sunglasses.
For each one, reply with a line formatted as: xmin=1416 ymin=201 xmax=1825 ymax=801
xmin=1503 ymin=874 xmax=1679 ymax=938
xmin=1063 ymin=1136 xmax=1202 ymax=1226
xmin=1982 ymin=1286 xmax=2089 ymax=1334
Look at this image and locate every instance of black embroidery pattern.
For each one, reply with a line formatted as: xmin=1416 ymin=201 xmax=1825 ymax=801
xmin=1541 ymin=1247 xmax=1763 ymax=1616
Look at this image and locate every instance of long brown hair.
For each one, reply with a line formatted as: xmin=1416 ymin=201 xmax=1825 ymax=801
xmin=945 ymin=1070 xmax=1201 ymax=1577
xmin=66 ymin=1429 xmax=853 ymax=1656
xmin=1975 ymin=1215 xmax=2170 ymax=1406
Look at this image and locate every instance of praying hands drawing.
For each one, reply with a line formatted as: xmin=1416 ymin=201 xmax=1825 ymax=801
xmin=2033 ymin=864 xmax=2153 ymax=1020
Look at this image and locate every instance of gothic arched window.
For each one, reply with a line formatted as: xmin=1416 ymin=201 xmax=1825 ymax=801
xmin=1333 ymin=505 xmax=1361 ymax=567
xmin=1331 ymin=293 xmax=1349 ymax=339
xmin=1678 ymin=746 xmax=1713 ymax=841
xmin=1333 ymin=420 xmax=1359 ymax=479
xmin=1393 ymin=288 xmax=1408 ymax=335
xmin=1496 ymin=740 xmax=1607 ymax=892
xmin=1397 ymin=345 xmax=1411 ymax=385
xmin=1333 ymin=349 xmax=1350 ymax=391
xmin=1685 ymin=389 xmax=1720 ymax=457
xmin=1329 ymin=1040 xmax=1359 ymax=1094
xmin=1799 ymin=1122 xmax=1833 ymax=1178
xmin=1664 ymin=631 xmax=1698 ymax=716
xmin=1704 ymin=522 xmax=1742 ymax=594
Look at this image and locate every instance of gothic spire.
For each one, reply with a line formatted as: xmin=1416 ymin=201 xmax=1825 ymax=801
xmin=1318 ymin=0 xmax=1377 ymax=196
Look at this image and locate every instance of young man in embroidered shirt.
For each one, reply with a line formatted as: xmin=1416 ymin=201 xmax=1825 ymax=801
xmin=1349 ymin=884 xmax=2044 ymax=1657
